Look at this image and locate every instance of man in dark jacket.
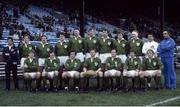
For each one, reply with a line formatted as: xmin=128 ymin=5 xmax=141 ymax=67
xmin=2 ymin=37 xmax=19 ymax=90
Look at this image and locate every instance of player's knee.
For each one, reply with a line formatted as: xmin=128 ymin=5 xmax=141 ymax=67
xmin=63 ymin=72 xmax=70 ymax=78
xmin=97 ymin=71 xmax=103 ymax=77
xmin=48 ymin=74 xmax=54 ymax=79
xmin=135 ymin=72 xmax=139 ymax=77
xmin=156 ymin=70 xmax=161 ymax=76
xmin=123 ymin=71 xmax=127 ymax=77
xmin=42 ymin=72 xmax=47 ymax=77
xmin=74 ymin=72 xmax=80 ymax=79
xmin=115 ymin=71 xmax=121 ymax=77
xmin=23 ymin=73 xmax=29 ymax=79
xmin=80 ymin=72 xmax=84 ymax=78
xmin=36 ymin=72 xmax=41 ymax=79
xmin=104 ymin=71 xmax=109 ymax=77
xmin=139 ymin=71 xmax=144 ymax=78
xmin=104 ymin=72 xmax=108 ymax=77
xmin=54 ymin=71 xmax=59 ymax=77
xmin=62 ymin=72 xmax=66 ymax=78
xmin=46 ymin=80 xmax=50 ymax=88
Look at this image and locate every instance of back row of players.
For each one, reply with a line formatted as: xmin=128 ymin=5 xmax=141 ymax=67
xmin=13 ymin=29 xmax=163 ymax=92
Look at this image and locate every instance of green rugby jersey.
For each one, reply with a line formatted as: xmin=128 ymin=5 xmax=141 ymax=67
xmin=84 ymin=36 xmax=99 ymax=52
xmin=99 ymin=37 xmax=113 ymax=53
xmin=19 ymin=42 xmax=35 ymax=58
xmin=44 ymin=57 xmax=60 ymax=72
xmin=64 ymin=58 xmax=81 ymax=71
xmin=69 ymin=36 xmax=84 ymax=52
xmin=106 ymin=57 xmax=123 ymax=70
xmin=55 ymin=41 xmax=70 ymax=56
xmin=24 ymin=57 xmax=38 ymax=73
xmin=124 ymin=57 xmax=141 ymax=70
xmin=141 ymin=57 xmax=163 ymax=70
xmin=128 ymin=38 xmax=144 ymax=56
xmin=113 ymin=39 xmax=127 ymax=55
xmin=84 ymin=57 xmax=101 ymax=70
xmin=36 ymin=43 xmax=54 ymax=58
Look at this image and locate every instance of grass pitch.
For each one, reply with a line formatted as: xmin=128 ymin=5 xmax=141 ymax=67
xmin=0 ymin=70 xmax=180 ymax=106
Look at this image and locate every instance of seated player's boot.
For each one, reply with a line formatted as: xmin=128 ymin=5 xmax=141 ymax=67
xmin=110 ymin=77 xmax=114 ymax=91
xmin=75 ymin=86 xmax=80 ymax=93
xmin=54 ymin=85 xmax=58 ymax=92
xmin=96 ymin=88 xmax=102 ymax=92
xmin=154 ymin=76 xmax=161 ymax=90
xmin=45 ymin=80 xmax=50 ymax=92
xmin=34 ymin=80 xmax=39 ymax=92
xmin=123 ymin=76 xmax=129 ymax=92
xmin=85 ymin=78 xmax=90 ymax=92
xmin=115 ymin=77 xmax=120 ymax=91
xmin=45 ymin=88 xmax=49 ymax=92
xmin=64 ymin=86 xmax=69 ymax=92
xmin=133 ymin=87 xmax=138 ymax=92
xmin=74 ymin=78 xmax=80 ymax=93
xmin=104 ymin=78 xmax=110 ymax=92
xmin=140 ymin=77 xmax=147 ymax=92
xmin=24 ymin=79 xmax=28 ymax=91
xmin=35 ymin=88 xmax=39 ymax=92
xmin=44 ymin=84 xmax=48 ymax=92
xmin=80 ymin=78 xmax=87 ymax=92
xmin=147 ymin=83 xmax=151 ymax=89
xmin=123 ymin=88 xmax=129 ymax=93
xmin=96 ymin=77 xmax=103 ymax=92
xmin=28 ymin=80 xmax=33 ymax=92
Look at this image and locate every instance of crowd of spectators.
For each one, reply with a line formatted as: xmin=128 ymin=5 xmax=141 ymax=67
xmin=0 ymin=1 xmax=180 ymax=44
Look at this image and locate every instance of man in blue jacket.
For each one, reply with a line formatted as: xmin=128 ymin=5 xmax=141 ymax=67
xmin=2 ymin=37 xmax=19 ymax=90
xmin=157 ymin=31 xmax=176 ymax=90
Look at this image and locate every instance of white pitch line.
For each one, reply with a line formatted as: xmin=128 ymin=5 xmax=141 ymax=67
xmin=146 ymin=96 xmax=180 ymax=106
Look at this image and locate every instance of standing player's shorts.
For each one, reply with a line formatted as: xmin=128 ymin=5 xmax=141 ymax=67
xmin=117 ymin=54 xmax=127 ymax=63
xmin=123 ymin=70 xmax=139 ymax=77
xmin=20 ymin=57 xmax=26 ymax=68
xmin=85 ymin=52 xmax=99 ymax=59
xmin=38 ymin=58 xmax=46 ymax=66
xmin=57 ymin=56 xmax=69 ymax=66
xmin=99 ymin=53 xmax=111 ymax=64
xmin=76 ymin=52 xmax=84 ymax=62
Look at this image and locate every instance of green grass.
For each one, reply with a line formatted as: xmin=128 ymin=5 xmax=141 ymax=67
xmin=0 ymin=70 xmax=180 ymax=106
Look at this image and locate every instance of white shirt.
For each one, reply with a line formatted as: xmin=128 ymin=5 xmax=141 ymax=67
xmin=8 ymin=46 xmax=12 ymax=50
xmin=41 ymin=42 xmax=48 ymax=48
xmin=142 ymin=41 xmax=159 ymax=54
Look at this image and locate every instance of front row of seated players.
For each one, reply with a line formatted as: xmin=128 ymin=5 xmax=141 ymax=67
xmin=23 ymin=48 xmax=163 ymax=92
